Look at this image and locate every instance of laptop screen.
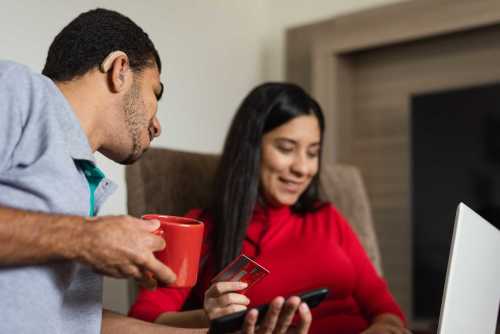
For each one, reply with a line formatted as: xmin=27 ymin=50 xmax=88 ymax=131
xmin=437 ymin=203 xmax=500 ymax=334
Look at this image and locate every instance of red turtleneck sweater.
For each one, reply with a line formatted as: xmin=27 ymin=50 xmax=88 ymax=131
xmin=129 ymin=204 xmax=405 ymax=334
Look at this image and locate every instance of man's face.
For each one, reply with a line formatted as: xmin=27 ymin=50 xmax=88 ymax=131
xmin=117 ymin=65 xmax=163 ymax=164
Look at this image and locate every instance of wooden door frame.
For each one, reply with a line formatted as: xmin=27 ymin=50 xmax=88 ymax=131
xmin=286 ymin=0 xmax=500 ymax=165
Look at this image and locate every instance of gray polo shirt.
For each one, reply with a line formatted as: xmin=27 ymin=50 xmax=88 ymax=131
xmin=0 ymin=61 xmax=117 ymax=333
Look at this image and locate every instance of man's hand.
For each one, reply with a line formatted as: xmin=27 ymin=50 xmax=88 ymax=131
xmin=0 ymin=207 xmax=174 ymax=287
xmin=241 ymin=296 xmax=311 ymax=334
xmin=77 ymin=215 xmax=176 ymax=286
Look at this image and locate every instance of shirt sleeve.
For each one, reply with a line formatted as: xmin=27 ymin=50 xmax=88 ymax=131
xmin=0 ymin=62 xmax=31 ymax=173
xmin=128 ymin=208 xmax=206 ymax=322
xmin=333 ymin=207 xmax=406 ymax=324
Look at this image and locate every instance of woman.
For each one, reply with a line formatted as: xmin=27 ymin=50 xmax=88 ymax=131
xmin=129 ymin=83 xmax=409 ymax=334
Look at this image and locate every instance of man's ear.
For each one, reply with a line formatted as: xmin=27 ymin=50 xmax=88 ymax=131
xmin=99 ymin=50 xmax=131 ymax=93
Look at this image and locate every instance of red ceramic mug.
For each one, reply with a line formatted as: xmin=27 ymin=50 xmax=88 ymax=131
xmin=142 ymin=214 xmax=204 ymax=288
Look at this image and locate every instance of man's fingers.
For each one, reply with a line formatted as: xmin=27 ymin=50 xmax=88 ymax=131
xmin=137 ymin=276 xmax=157 ymax=290
xmin=294 ymin=302 xmax=311 ymax=334
xmin=136 ymin=270 xmax=158 ymax=290
xmin=119 ymin=264 xmax=143 ymax=280
xmin=138 ymin=218 xmax=161 ymax=232
xmin=143 ymin=256 xmax=176 ymax=285
xmin=93 ymin=266 xmax=121 ymax=278
xmin=258 ymin=297 xmax=285 ymax=334
xmin=242 ymin=308 xmax=259 ymax=334
xmin=275 ymin=296 xmax=301 ymax=334
xmin=148 ymin=233 xmax=166 ymax=252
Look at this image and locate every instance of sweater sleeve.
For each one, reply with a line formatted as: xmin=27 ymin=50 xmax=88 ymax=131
xmin=128 ymin=209 xmax=206 ymax=322
xmin=333 ymin=207 xmax=406 ymax=324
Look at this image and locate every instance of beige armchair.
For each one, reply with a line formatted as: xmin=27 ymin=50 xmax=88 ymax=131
xmin=125 ymin=147 xmax=382 ymax=274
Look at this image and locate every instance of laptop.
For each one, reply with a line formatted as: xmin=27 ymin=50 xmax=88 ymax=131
xmin=437 ymin=203 xmax=500 ymax=334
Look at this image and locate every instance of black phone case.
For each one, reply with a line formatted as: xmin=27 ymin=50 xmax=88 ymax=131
xmin=209 ymin=288 xmax=329 ymax=334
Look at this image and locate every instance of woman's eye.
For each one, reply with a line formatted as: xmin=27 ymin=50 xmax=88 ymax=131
xmin=307 ymin=150 xmax=319 ymax=158
xmin=277 ymin=146 xmax=293 ymax=153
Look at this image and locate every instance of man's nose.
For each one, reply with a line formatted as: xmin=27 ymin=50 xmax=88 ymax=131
xmin=151 ymin=117 xmax=162 ymax=138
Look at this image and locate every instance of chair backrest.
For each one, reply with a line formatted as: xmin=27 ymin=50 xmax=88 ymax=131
xmin=126 ymin=147 xmax=382 ymax=273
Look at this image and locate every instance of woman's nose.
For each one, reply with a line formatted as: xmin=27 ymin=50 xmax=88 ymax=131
xmin=291 ymin=154 xmax=308 ymax=176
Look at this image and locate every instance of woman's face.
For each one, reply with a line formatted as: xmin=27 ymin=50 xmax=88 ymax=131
xmin=260 ymin=115 xmax=321 ymax=207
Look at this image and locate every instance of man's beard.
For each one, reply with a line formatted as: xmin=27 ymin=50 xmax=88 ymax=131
xmin=119 ymin=82 xmax=148 ymax=165
xmin=119 ymin=148 xmax=147 ymax=165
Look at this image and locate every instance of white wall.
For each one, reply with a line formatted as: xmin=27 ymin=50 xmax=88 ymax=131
xmin=1 ymin=0 xmax=402 ymax=314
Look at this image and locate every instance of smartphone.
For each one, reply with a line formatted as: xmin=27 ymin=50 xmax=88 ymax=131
xmin=209 ymin=287 xmax=329 ymax=334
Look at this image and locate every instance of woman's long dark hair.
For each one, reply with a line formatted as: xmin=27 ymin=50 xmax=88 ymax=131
xmin=210 ymin=82 xmax=325 ymax=271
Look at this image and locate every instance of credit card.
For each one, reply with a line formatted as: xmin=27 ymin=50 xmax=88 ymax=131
xmin=211 ymin=254 xmax=270 ymax=292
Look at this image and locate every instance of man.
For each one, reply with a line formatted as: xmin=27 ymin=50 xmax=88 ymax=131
xmin=0 ymin=8 xmax=311 ymax=334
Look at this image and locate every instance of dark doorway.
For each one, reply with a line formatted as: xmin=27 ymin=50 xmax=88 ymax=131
xmin=411 ymin=82 xmax=500 ymax=321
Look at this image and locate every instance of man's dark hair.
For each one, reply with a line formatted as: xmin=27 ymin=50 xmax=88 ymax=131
xmin=42 ymin=8 xmax=161 ymax=81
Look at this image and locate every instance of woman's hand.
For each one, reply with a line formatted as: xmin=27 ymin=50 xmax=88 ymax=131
xmin=204 ymin=281 xmax=250 ymax=320
xmin=361 ymin=313 xmax=411 ymax=334
xmin=241 ymin=296 xmax=311 ymax=334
